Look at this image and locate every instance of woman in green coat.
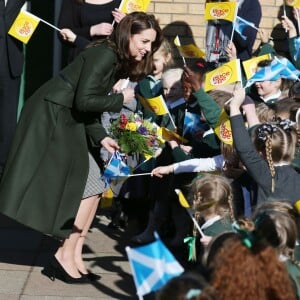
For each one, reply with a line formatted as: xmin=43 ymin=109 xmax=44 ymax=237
xmin=0 ymin=12 xmax=162 ymax=283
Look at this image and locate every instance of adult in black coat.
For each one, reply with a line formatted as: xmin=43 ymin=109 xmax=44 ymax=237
xmin=0 ymin=0 xmax=25 ymax=179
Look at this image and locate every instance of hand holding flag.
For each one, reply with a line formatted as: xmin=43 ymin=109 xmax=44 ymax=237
xmin=175 ymin=189 xmax=205 ymax=237
xmin=8 ymin=10 xmax=61 ymax=44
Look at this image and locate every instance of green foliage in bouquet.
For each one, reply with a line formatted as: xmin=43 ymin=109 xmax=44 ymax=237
xmin=109 ymin=113 xmax=162 ymax=156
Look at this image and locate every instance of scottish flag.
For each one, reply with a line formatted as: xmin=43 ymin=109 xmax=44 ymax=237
xmin=102 ymin=151 xmax=130 ymax=184
xmin=293 ymin=37 xmax=300 ymax=62
xmin=183 ymin=112 xmax=208 ymax=139
xmin=126 ymin=233 xmax=184 ymax=299
xmin=245 ymin=56 xmax=300 ymax=88
xmin=234 ymin=16 xmax=257 ymax=40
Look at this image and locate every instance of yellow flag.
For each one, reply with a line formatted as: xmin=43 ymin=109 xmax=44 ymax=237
xmin=157 ymin=127 xmax=188 ymax=144
xmin=205 ymin=2 xmax=237 ymax=22
xmin=8 ymin=10 xmax=40 ymax=44
xmin=137 ymin=94 xmax=169 ymax=116
xmin=204 ymin=59 xmax=241 ymax=92
xmin=285 ymin=0 xmax=300 ymax=7
xmin=119 ymin=0 xmax=151 ymax=13
xmin=175 ymin=189 xmax=190 ymax=208
xmin=100 ymin=187 xmax=114 ymax=208
xmin=176 ymin=44 xmax=205 ymax=58
xmin=242 ymin=54 xmax=272 ymax=79
xmin=214 ymin=109 xmax=233 ymax=145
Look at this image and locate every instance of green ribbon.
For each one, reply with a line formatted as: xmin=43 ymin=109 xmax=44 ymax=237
xmin=184 ymin=236 xmax=196 ymax=261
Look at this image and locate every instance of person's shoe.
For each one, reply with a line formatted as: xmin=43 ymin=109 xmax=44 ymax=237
xmin=41 ymin=256 xmax=89 ymax=284
xmin=80 ymin=271 xmax=101 ymax=281
xmin=130 ymin=231 xmax=155 ymax=244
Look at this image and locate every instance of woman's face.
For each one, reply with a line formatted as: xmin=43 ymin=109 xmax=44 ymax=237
xmin=129 ymin=28 xmax=157 ymax=61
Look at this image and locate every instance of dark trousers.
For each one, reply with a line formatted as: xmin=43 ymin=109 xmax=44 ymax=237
xmin=0 ymin=38 xmax=21 ymax=174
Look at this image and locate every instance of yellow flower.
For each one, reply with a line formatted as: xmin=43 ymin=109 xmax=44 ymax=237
xmin=125 ymin=122 xmax=137 ymax=131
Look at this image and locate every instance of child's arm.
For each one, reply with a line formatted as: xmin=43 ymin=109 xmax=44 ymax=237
xmin=242 ymin=96 xmax=260 ymax=128
xmin=229 ymin=88 xmax=272 ymax=188
xmin=183 ymin=66 xmax=221 ymax=128
xmin=151 ymin=155 xmax=224 ymax=178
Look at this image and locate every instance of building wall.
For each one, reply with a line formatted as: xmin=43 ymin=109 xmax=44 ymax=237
xmin=147 ymin=0 xmax=291 ymax=55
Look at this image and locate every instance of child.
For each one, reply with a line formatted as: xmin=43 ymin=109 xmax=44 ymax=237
xmin=155 ymin=271 xmax=215 ymax=300
xmin=205 ymin=228 xmax=296 ymax=299
xmin=229 ymin=88 xmax=300 ymax=205
xmin=136 ymin=39 xmax=174 ymax=123
xmin=251 ymin=201 xmax=300 ymax=298
xmin=185 ymin=174 xmax=234 ymax=265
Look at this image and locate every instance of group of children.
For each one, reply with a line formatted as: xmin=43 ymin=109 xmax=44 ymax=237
xmin=88 ymin=6 xmax=300 ymax=299
xmin=118 ymin=12 xmax=300 ymax=300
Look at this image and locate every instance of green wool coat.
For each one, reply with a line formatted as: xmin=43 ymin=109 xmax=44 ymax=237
xmin=0 ymin=43 xmax=124 ymax=239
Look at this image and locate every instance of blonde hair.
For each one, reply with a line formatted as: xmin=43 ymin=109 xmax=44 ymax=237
xmin=190 ymin=174 xmax=234 ymax=222
xmin=155 ymin=39 xmax=174 ymax=69
xmin=255 ymin=103 xmax=276 ymax=123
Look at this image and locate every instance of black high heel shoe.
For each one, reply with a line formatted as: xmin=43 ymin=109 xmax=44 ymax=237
xmin=80 ymin=271 xmax=101 ymax=281
xmin=41 ymin=256 xmax=89 ymax=284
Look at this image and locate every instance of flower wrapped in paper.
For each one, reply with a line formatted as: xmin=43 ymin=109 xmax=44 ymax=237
xmin=109 ymin=113 xmax=163 ymax=156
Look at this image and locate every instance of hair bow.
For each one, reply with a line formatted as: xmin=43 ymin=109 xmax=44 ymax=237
xmin=257 ymin=123 xmax=277 ymax=142
xmin=232 ymin=221 xmax=254 ymax=249
xmin=278 ymin=119 xmax=295 ymax=131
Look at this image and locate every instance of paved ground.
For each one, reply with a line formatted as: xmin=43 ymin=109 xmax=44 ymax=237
xmin=0 ymin=208 xmax=142 ymax=300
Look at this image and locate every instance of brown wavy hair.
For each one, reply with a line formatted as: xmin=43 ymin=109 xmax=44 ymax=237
xmin=208 ymin=234 xmax=296 ymax=300
xmin=110 ymin=12 xmax=162 ymax=81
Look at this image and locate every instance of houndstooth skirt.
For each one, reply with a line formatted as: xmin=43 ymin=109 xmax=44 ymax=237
xmin=82 ymin=153 xmax=106 ymax=199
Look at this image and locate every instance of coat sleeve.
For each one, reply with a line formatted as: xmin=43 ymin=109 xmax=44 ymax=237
xmin=74 ymin=46 xmax=124 ymax=113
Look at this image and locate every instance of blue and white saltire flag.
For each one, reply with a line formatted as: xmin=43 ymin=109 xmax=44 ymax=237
xmin=274 ymin=56 xmax=300 ymax=81
xmin=245 ymin=56 xmax=300 ymax=88
xmin=293 ymin=37 xmax=300 ymax=62
xmin=126 ymin=232 xmax=184 ymax=299
xmin=234 ymin=16 xmax=258 ymax=40
xmin=183 ymin=112 xmax=208 ymax=139
xmin=102 ymin=151 xmax=130 ymax=185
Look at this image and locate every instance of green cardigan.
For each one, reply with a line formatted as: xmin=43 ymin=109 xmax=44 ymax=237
xmin=0 ymin=44 xmax=123 ymax=239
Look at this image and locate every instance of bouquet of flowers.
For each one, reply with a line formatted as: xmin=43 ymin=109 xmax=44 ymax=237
xmin=109 ymin=113 xmax=162 ymax=156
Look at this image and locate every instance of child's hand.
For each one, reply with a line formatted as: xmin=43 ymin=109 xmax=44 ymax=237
xmin=183 ymin=66 xmax=202 ymax=92
xmin=226 ymin=41 xmax=237 ymax=60
xmin=229 ymin=87 xmax=246 ymax=116
xmin=151 ymin=165 xmax=174 ymax=177
xmin=258 ymin=28 xmax=271 ymax=44
xmin=200 ymin=235 xmax=212 ymax=246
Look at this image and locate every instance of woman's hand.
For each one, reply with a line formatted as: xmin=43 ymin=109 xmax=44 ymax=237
xmin=112 ymin=8 xmax=126 ymax=23
xmin=100 ymin=137 xmax=120 ymax=154
xmin=90 ymin=22 xmax=113 ymax=36
xmin=151 ymin=165 xmax=174 ymax=178
xmin=60 ymin=28 xmax=77 ymax=43
xmin=122 ymin=87 xmax=135 ymax=105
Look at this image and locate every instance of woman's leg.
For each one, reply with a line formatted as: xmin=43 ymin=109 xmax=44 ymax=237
xmin=74 ymin=195 xmax=100 ymax=274
xmin=54 ymin=195 xmax=100 ymax=278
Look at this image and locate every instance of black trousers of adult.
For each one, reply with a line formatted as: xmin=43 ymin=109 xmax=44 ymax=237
xmin=0 ymin=38 xmax=21 ymax=175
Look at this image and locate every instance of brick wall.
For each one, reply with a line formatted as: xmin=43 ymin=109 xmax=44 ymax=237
xmin=147 ymin=0 xmax=290 ymax=55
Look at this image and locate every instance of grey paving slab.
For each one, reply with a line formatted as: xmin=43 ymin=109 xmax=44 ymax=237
xmin=0 ymin=270 xmax=29 ymax=295
xmin=0 ymin=213 xmax=141 ymax=300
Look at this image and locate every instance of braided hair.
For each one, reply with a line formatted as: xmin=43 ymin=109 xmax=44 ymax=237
xmin=253 ymin=119 xmax=297 ymax=192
